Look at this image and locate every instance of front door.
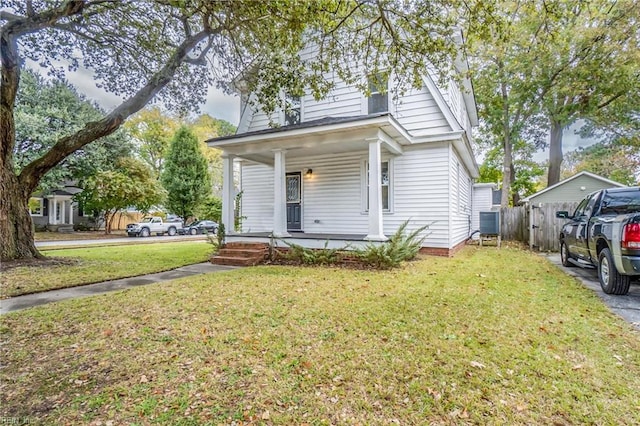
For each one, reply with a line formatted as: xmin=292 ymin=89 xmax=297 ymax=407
xmin=286 ymin=172 xmax=302 ymax=231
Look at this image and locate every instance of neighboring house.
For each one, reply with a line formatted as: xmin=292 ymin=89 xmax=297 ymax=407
xmin=207 ymin=44 xmax=480 ymax=256
xmin=29 ymin=182 xmax=83 ymax=231
xmin=521 ymin=171 xmax=627 ymax=205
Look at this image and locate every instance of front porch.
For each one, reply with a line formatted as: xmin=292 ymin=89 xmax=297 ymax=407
xmin=210 ymin=113 xmax=413 ymax=245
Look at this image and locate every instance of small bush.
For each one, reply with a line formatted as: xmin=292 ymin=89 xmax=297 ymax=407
xmin=206 ymin=233 xmax=220 ymax=254
xmin=217 ymin=223 xmax=225 ymax=247
xmin=355 ymin=220 xmax=429 ymax=269
xmin=280 ymin=240 xmax=345 ymax=265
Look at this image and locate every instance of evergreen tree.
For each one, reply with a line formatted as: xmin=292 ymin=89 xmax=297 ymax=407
xmin=161 ymin=126 xmax=211 ymax=221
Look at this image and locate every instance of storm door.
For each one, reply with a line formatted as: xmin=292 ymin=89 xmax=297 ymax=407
xmin=286 ymin=172 xmax=302 ymax=231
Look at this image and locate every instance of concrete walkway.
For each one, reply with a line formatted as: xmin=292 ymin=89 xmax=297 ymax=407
xmin=1 ymin=262 xmax=238 ymax=315
xmin=545 ymin=254 xmax=640 ymax=330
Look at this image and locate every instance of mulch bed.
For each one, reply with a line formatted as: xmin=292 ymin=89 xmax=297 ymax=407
xmin=0 ymin=257 xmax=79 ymax=272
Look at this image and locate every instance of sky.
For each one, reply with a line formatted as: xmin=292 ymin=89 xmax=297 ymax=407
xmin=63 ymin=65 xmax=242 ymax=126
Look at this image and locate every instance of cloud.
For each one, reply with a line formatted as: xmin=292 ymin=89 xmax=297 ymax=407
xmin=201 ymin=88 xmax=240 ymax=125
xmin=26 ymin=61 xmax=240 ymax=125
xmin=533 ymin=120 xmax=600 ymax=162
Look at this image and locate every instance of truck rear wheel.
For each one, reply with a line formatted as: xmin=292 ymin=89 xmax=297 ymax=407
xmin=598 ymin=248 xmax=631 ymax=295
xmin=168 ymin=226 xmax=177 ymax=236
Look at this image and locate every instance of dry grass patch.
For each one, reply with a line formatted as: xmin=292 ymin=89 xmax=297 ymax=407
xmin=1 ymin=246 xmax=639 ymax=424
xmin=1 ymin=241 xmax=211 ymax=298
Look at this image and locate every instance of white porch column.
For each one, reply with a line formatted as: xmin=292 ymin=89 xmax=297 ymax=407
xmin=365 ymin=138 xmax=387 ymax=241
xmin=272 ymin=149 xmax=290 ymax=237
xmin=60 ymin=200 xmax=69 ymax=225
xmin=50 ymin=198 xmax=57 ymax=225
xmin=68 ymin=201 xmax=74 ymax=225
xmin=221 ymin=153 xmax=236 ymax=234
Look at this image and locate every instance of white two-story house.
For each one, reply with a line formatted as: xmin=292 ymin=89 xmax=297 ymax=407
xmin=208 ymin=47 xmax=480 ymax=256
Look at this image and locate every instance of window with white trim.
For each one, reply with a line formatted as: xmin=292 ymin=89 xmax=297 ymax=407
xmin=29 ymin=197 xmax=44 ymax=216
xmin=363 ymin=159 xmax=392 ymax=212
xmin=283 ymin=93 xmax=301 ymax=126
xmin=367 ymin=73 xmax=388 ymax=114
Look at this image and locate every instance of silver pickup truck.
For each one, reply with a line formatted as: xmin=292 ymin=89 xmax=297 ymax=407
xmin=126 ymin=217 xmax=181 ymax=237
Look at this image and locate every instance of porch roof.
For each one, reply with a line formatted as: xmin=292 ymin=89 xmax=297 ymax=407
xmin=206 ymin=113 xmax=413 ymax=164
xmin=207 ymin=112 xmax=400 ymax=144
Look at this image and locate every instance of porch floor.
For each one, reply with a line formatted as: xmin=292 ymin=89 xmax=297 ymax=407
xmin=231 ymin=231 xmax=370 ymax=241
xmin=225 ymin=231 xmax=381 ymax=250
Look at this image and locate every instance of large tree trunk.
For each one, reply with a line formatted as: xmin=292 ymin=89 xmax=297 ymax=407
xmin=547 ymin=119 xmax=564 ymax=186
xmin=500 ymin=132 xmax=512 ymax=208
xmin=0 ymin=24 xmax=39 ymax=259
xmin=0 ymin=167 xmax=42 ymax=260
xmin=1 ymin=14 xmax=209 ymax=260
xmin=510 ymin=162 xmax=520 ymax=206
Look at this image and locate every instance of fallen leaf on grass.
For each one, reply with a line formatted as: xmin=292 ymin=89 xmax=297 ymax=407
xmin=470 ymin=360 xmax=486 ymax=369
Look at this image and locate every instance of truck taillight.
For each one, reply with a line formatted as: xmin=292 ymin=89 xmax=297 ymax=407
xmin=622 ymin=223 xmax=640 ymax=249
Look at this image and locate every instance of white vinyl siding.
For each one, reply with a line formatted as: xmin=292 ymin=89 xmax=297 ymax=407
xmin=303 ymin=80 xmax=364 ymax=121
xmin=239 ymin=144 xmax=453 ymax=248
xmin=238 ymin=163 xmax=274 ymax=232
xmin=449 ymin=146 xmax=472 ymax=247
xmin=242 ymin=46 xmax=453 ymax=136
xmin=392 ymin=87 xmax=451 ymax=135
xmin=385 ymin=144 xmax=451 ymax=248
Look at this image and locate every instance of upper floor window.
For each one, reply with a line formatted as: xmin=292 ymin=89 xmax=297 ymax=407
xmin=284 ymin=93 xmax=301 ymax=126
xmin=368 ymin=73 xmax=388 ymax=114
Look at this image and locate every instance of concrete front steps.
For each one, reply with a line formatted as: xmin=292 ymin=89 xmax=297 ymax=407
xmin=210 ymin=242 xmax=269 ymax=266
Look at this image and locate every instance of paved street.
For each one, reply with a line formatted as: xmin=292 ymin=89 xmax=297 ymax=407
xmin=35 ymin=234 xmax=208 ymax=248
xmin=546 ymin=254 xmax=640 ymax=330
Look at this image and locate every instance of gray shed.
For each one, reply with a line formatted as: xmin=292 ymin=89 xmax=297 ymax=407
xmin=521 ymin=171 xmax=626 ymax=204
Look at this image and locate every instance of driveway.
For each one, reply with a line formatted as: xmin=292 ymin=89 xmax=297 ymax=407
xmin=546 ymin=254 xmax=640 ymax=330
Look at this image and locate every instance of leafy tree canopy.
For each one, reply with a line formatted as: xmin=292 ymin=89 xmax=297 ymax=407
xmin=77 ymin=157 xmax=165 ymax=234
xmin=14 ymin=68 xmax=133 ymax=192
xmin=468 ymin=0 xmax=640 ymax=206
xmin=563 ymin=137 xmax=640 ymax=186
xmin=124 ymin=106 xmax=178 ymax=179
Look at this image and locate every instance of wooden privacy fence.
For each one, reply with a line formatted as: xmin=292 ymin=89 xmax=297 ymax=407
xmin=499 ymin=202 xmax=579 ymax=252
xmin=500 ymin=206 xmax=528 ymax=242
xmin=110 ymin=211 xmax=146 ymax=230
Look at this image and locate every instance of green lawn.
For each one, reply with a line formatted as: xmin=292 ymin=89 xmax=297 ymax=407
xmin=1 ymin=246 xmax=639 ymax=424
xmin=1 ymin=241 xmax=212 ymax=298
